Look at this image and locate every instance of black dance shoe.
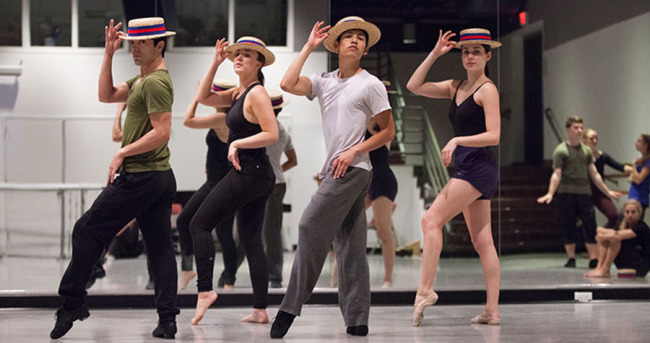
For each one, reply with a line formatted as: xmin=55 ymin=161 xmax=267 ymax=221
xmin=589 ymin=259 xmax=598 ymax=269
xmin=564 ymin=258 xmax=576 ymax=268
xmin=49 ymin=305 xmax=90 ymax=339
xmin=346 ymin=325 xmax=369 ymax=336
xmin=270 ymin=310 xmax=295 ymax=339
xmin=152 ymin=321 xmax=177 ymax=339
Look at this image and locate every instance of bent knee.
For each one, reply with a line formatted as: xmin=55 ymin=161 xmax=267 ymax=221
xmin=421 ymin=213 xmax=444 ymax=234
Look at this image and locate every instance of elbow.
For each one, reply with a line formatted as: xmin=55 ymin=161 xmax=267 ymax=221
xmin=405 ymin=82 xmax=415 ymax=93
xmin=112 ymin=134 xmax=121 ymax=143
xmin=98 ymin=92 xmax=110 ymax=103
xmin=279 ymin=80 xmax=293 ymax=93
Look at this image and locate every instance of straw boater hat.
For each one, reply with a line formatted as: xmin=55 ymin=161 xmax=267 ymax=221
xmin=323 ymin=16 xmax=381 ymax=53
xmin=122 ymin=17 xmax=175 ymax=40
xmin=212 ymin=78 xmax=236 ymax=92
xmin=267 ymin=89 xmax=290 ymax=109
xmin=454 ymin=28 xmax=501 ymax=49
xmin=225 ymin=37 xmax=275 ymax=66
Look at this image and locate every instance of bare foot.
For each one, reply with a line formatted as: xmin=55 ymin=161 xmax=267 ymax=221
xmin=191 ymin=290 xmax=218 ymax=325
xmin=179 ymin=270 xmax=197 ymax=290
xmin=223 ymin=284 xmax=235 ymax=290
xmin=241 ymin=308 xmax=269 ymax=323
xmin=584 ymin=269 xmax=610 ymax=278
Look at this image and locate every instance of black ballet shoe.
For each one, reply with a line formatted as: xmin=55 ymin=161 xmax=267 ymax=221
xmin=346 ymin=325 xmax=369 ymax=336
xmin=49 ymin=305 xmax=90 ymax=339
xmin=564 ymin=258 xmax=576 ymax=268
xmin=589 ymin=259 xmax=598 ymax=269
xmin=152 ymin=321 xmax=177 ymax=339
xmin=270 ymin=310 xmax=295 ymax=339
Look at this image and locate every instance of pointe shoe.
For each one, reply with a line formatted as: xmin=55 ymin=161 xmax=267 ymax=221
xmin=179 ymin=270 xmax=197 ymax=290
xmin=471 ymin=313 xmax=500 ymax=325
xmin=413 ymin=292 xmax=439 ymax=327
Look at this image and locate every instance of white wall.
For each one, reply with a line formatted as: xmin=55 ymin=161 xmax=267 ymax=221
xmin=542 ymin=12 xmax=650 ymax=163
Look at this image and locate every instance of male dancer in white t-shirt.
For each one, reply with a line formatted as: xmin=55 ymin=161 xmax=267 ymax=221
xmin=270 ymin=17 xmax=395 ymax=339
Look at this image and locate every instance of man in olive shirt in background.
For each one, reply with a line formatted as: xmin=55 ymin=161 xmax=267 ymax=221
xmin=538 ymin=116 xmax=621 ymax=269
xmin=51 ymin=18 xmax=179 ymax=340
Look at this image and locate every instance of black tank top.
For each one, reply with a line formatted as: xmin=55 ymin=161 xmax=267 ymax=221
xmin=448 ymin=80 xmax=493 ymax=137
xmin=226 ymin=83 xmax=274 ymax=178
xmin=365 ymin=130 xmax=390 ymax=170
xmin=205 ymin=129 xmax=229 ymax=183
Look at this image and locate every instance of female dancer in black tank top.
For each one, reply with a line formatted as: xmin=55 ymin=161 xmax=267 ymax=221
xmin=190 ymin=37 xmax=278 ymax=325
xmin=365 ymin=119 xmax=398 ymax=288
xmin=176 ymin=81 xmax=242 ymax=291
xmin=407 ymin=29 xmax=501 ymax=326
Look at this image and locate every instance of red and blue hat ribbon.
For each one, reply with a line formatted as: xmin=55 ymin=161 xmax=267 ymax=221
xmin=128 ymin=23 xmax=167 ymax=37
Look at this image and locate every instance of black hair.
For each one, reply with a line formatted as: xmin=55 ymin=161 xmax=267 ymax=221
xmin=153 ymin=37 xmax=167 ymax=57
xmin=273 ymin=108 xmax=282 ymax=117
xmin=482 ymin=44 xmax=491 ymax=77
xmin=336 ymin=29 xmax=369 ymax=47
xmin=256 ymin=52 xmax=266 ymax=86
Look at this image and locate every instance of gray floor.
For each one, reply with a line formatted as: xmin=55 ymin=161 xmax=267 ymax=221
xmin=2 ymin=302 xmax=650 ymax=342
xmin=0 ymin=252 xmax=648 ymax=295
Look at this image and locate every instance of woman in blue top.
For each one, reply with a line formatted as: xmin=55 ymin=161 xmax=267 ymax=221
xmin=628 ymin=134 xmax=650 ymax=219
xmin=407 ymin=28 xmax=501 ymax=326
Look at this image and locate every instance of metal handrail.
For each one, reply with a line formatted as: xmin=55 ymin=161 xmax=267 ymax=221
xmin=544 ymin=108 xmax=563 ymax=144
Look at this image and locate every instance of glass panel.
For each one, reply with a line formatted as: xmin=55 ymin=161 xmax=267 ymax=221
xmin=175 ymin=0 xmax=229 ymax=47
xmin=78 ymin=0 xmax=123 ymax=48
xmin=235 ymin=0 xmax=287 ymax=46
xmin=30 ymin=0 xmax=72 ymax=46
xmin=0 ymin=0 xmax=21 ymax=46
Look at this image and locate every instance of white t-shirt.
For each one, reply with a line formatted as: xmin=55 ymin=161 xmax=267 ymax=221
xmin=308 ymin=69 xmax=391 ymax=179
xmin=265 ymin=122 xmax=293 ymax=184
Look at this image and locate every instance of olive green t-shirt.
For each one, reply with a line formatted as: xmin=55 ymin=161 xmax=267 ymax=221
xmin=552 ymin=142 xmax=594 ymax=195
xmin=122 ymin=69 xmax=173 ymax=172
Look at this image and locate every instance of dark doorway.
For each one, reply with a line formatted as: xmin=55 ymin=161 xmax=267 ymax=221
xmin=523 ymin=32 xmax=543 ymax=165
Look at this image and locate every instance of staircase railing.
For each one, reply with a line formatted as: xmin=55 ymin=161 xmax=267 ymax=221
xmin=544 ymin=108 xmax=563 ymax=144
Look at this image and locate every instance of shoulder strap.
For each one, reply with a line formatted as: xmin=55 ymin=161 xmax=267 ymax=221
xmin=472 ymin=81 xmax=495 ymax=95
xmin=452 ymin=80 xmax=465 ymax=100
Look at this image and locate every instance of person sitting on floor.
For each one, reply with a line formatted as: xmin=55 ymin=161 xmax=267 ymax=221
xmin=585 ymin=199 xmax=650 ymax=278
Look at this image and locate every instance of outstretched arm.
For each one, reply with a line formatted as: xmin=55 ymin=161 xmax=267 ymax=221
xmin=98 ymin=19 xmax=129 ymax=103
xmin=280 ymin=21 xmax=330 ymax=96
xmin=183 ymin=98 xmax=226 ymax=129
xmin=590 ymin=164 xmax=622 ymax=199
xmin=537 ymin=168 xmax=562 ymax=204
xmin=112 ymin=102 xmax=126 ymax=142
xmin=406 ymin=30 xmax=456 ymax=99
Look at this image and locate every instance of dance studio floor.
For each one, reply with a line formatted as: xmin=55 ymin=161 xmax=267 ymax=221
xmin=2 ymin=302 xmax=650 ymax=342
xmin=1 ymin=252 xmax=650 ymax=341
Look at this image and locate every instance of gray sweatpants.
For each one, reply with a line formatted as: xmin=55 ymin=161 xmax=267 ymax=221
xmin=280 ymin=167 xmax=371 ymax=326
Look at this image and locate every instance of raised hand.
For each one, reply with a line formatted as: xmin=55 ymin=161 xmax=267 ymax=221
xmin=307 ymin=21 xmax=331 ymax=49
xmin=213 ymin=38 xmax=231 ymax=64
xmin=431 ymin=30 xmax=456 ymax=58
xmin=104 ymin=19 xmax=123 ymax=56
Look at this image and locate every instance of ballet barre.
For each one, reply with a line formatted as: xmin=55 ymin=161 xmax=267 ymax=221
xmin=0 ymin=182 xmax=104 ymax=259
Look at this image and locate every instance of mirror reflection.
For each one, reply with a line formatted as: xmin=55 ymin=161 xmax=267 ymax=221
xmin=1 ymin=1 xmax=649 ymax=307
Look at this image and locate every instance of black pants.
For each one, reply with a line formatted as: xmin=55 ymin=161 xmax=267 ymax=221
xmin=190 ymin=170 xmax=273 ymax=308
xmin=176 ymin=180 xmax=238 ymax=283
xmin=557 ymin=193 xmax=597 ymax=244
xmin=57 ymin=170 xmax=179 ymax=322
